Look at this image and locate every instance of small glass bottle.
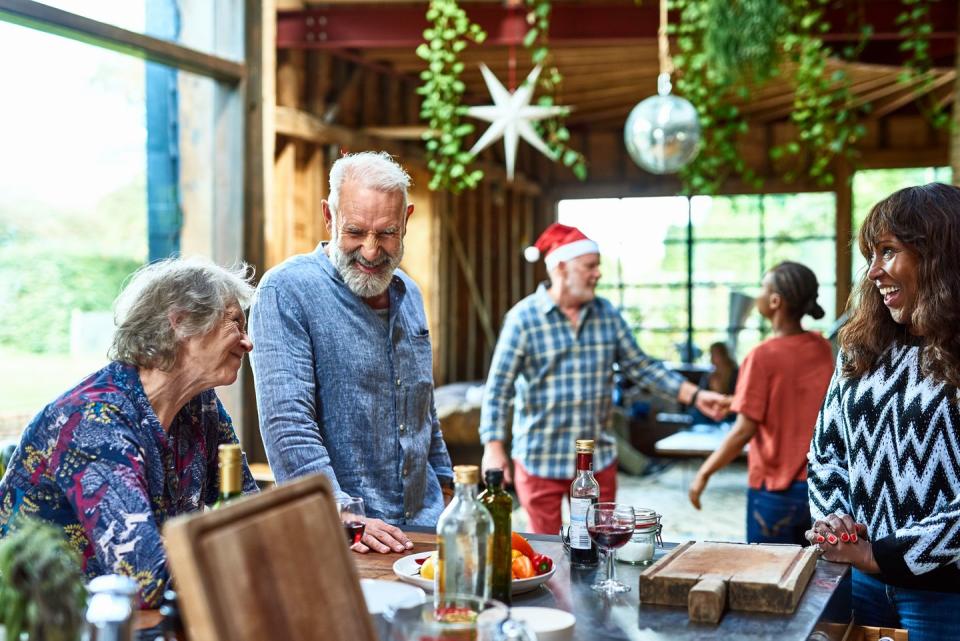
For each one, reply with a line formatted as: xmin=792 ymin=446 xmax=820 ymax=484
xmin=212 ymin=443 xmax=242 ymax=509
xmin=478 ymin=468 xmax=513 ymax=605
xmin=616 ymin=508 xmax=661 ymax=565
xmin=569 ymin=439 xmax=600 ymax=567
xmin=435 ymin=465 xmax=493 ymax=606
xmin=85 ymin=574 xmax=138 ymax=641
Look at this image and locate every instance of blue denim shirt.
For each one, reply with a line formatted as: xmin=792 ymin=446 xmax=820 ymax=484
xmin=249 ymin=244 xmax=453 ymax=526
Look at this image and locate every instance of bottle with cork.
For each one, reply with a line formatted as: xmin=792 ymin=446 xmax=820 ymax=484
xmin=435 ymin=465 xmax=493 ymax=606
xmin=212 ymin=443 xmax=243 ymax=510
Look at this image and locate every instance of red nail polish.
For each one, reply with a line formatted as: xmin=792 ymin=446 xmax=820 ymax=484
xmin=816 ymin=535 xmax=825 ymax=543
xmin=852 ymin=534 xmax=858 ymax=543
xmin=840 ymin=533 xmax=849 ymax=542
xmin=828 ymin=535 xmax=838 ymax=544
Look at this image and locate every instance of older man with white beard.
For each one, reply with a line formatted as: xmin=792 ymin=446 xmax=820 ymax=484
xmin=249 ymin=152 xmax=454 ymax=554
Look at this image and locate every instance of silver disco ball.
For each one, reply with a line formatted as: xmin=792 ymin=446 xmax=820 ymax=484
xmin=624 ymin=73 xmax=701 ymax=175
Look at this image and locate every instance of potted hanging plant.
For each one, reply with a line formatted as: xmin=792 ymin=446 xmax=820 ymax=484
xmin=0 ymin=517 xmax=87 ymax=641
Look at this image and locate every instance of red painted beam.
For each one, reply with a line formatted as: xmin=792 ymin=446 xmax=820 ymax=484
xmin=276 ymin=2 xmax=957 ymax=67
xmin=276 ymin=5 xmax=659 ymax=49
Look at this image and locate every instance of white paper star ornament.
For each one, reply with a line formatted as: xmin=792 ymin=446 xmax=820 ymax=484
xmin=465 ymin=64 xmax=570 ymax=180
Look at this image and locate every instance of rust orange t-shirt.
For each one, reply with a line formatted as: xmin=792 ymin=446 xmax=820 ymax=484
xmin=731 ymin=331 xmax=835 ymax=491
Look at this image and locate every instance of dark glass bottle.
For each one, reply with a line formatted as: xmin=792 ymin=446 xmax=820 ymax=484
xmin=212 ymin=444 xmax=243 ymax=509
xmin=569 ymin=439 xmax=599 ymax=567
xmin=479 ymin=468 xmax=513 ymax=604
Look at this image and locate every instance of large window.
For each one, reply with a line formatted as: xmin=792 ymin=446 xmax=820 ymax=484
xmin=0 ymin=1 xmax=247 ymax=437
xmin=559 ymin=192 xmax=837 ymax=364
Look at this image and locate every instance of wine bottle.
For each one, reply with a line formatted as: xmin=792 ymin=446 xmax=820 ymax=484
xmin=435 ymin=465 xmax=493 ymax=606
xmin=478 ymin=468 xmax=512 ymax=604
xmin=212 ymin=444 xmax=242 ymax=509
xmin=569 ymin=439 xmax=599 ymax=567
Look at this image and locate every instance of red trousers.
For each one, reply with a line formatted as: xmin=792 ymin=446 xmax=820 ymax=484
xmin=513 ymin=459 xmax=618 ymax=535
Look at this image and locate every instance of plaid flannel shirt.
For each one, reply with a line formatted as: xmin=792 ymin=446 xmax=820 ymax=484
xmin=479 ymin=284 xmax=685 ymax=479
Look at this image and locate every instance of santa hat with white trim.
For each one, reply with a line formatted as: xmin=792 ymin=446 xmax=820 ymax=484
xmin=524 ymin=223 xmax=600 ymax=270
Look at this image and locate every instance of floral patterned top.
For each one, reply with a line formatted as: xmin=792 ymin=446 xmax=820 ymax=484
xmin=0 ymin=361 xmax=257 ymax=607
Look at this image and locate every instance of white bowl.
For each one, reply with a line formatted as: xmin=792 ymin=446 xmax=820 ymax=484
xmin=360 ymin=578 xmax=426 ymax=615
xmin=392 ymin=551 xmax=556 ymax=594
xmin=507 ymin=607 xmax=576 ymax=641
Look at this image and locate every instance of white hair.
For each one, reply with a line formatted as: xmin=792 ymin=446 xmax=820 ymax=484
xmin=327 ymin=151 xmax=411 ymax=221
xmin=109 ymin=257 xmax=255 ymax=370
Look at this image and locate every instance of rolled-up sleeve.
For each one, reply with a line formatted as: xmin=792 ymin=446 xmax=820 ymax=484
xmin=249 ymin=284 xmax=346 ymax=498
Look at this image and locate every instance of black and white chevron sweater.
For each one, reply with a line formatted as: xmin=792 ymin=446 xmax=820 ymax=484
xmin=808 ymin=337 xmax=960 ymax=592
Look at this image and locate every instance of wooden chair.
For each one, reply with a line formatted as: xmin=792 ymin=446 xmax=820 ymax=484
xmin=164 ymin=474 xmax=377 ymax=641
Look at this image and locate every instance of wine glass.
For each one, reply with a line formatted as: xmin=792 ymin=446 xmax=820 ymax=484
xmin=587 ymin=502 xmax=636 ymax=594
xmin=337 ymin=497 xmax=366 ymax=546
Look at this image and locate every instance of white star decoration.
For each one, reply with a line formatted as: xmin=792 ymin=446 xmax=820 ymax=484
xmin=465 ymin=64 xmax=570 ymax=180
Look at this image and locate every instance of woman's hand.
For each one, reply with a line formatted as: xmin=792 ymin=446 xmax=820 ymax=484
xmin=805 ymin=514 xmax=879 ymax=573
xmin=688 ymin=472 xmax=709 ymax=510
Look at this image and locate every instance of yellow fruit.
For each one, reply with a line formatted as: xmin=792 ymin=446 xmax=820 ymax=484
xmin=511 ymin=549 xmax=524 ymax=559
xmin=420 ymin=553 xmax=437 ymax=581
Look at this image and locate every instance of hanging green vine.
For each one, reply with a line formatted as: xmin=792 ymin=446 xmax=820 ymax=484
xmin=671 ymin=0 xmax=760 ymax=194
xmin=671 ymin=0 xmax=873 ymax=192
xmin=896 ymin=0 xmax=949 ymax=128
xmin=523 ymin=0 xmax=588 ymax=180
xmin=417 ymin=0 xmax=486 ymax=193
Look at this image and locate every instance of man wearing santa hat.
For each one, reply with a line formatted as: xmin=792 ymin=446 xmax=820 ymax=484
xmin=479 ymin=223 xmax=731 ymax=534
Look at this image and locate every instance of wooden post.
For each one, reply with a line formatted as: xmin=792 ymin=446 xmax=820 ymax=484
xmin=952 ymin=7 xmax=960 ymax=186
xmin=835 ymin=159 xmax=853 ymax=318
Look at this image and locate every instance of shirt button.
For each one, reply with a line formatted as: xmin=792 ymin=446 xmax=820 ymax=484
xmin=405 ymin=511 xmax=412 ymax=519
xmin=399 ymin=423 xmax=405 ymax=432
xmin=396 ymin=378 xmax=401 ymax=387
xmin=402 ymin=467 xmax=409 ymax=476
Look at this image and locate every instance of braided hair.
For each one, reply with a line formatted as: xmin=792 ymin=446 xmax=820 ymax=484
xmin=768 ymin=261 xmax=825 ymax=321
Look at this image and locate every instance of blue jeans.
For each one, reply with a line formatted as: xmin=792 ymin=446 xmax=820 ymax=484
xmin=853 ymin=568 xmax=960 ymax=640
xmin=746 ymin=481 xmax=810 ymax=545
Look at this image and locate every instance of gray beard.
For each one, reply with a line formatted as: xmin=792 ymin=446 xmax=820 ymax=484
xmin=329 ymin=240 xmax=403 ymax=299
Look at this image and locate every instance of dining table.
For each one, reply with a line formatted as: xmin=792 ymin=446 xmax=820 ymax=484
xmin=137 ymin=528 xmax=851 ymax=640
xmin=356 ymin=528 xmax=852 ymax=641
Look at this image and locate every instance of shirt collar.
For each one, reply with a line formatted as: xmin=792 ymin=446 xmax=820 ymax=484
xmin=534 ymin=281 xmax=596 ymax=319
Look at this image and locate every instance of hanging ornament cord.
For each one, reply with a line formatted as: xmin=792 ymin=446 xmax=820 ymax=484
xmin=658 ymin=0 xmax=673 ymax=95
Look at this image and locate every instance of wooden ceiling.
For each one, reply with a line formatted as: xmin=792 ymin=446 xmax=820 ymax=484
xmin=276 ymin=1 xmax=958 ymax=134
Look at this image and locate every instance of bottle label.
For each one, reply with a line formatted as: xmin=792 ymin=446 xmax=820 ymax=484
xmin=569 ymin=497 xmax=593 ymax=550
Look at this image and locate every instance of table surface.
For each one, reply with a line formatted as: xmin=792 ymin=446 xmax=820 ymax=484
xmin=356 ymin=530 xmax=850 ymax=641
xmin=654 ymin=424 xmax=748 ymax=459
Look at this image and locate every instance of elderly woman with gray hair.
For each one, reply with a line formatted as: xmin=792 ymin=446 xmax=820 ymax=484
xmin=0 ymin=257 xmax=258 ymax=607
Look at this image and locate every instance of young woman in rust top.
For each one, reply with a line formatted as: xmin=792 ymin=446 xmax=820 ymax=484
xmin=688 ymin=261 xmax=834 ymax=545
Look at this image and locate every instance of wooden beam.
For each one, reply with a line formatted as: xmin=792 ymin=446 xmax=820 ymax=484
xmin=834 ymin=160 xmax=853 ymax=316
xmin=242 ymin=0 xmax=275 ymax=462
xmin=871 ymin=70 xmax=956 ymax=118
xmin=0 ymin=0 xmax=245 ymax=84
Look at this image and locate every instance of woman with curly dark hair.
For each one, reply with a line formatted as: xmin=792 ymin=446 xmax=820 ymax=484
xmin=807 ymin=182 xmax=960 ymax=640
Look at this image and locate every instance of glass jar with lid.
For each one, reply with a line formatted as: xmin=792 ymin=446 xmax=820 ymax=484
xmin=615 ymin=508 xmax=661 ymax=565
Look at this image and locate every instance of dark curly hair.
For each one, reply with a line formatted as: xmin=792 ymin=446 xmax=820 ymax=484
xmin=839 ymin=183 xmax=960 ymax=387
xmin=768 ymin=261 xmax=825 ymax=321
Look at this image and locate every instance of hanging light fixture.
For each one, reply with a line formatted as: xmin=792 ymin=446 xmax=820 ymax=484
xmin=624 ymin=0 xmax=701 ymax=174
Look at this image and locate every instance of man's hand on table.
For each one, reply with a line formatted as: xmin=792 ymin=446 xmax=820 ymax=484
xmin=351 ymin=518 xmax=414 ymax=554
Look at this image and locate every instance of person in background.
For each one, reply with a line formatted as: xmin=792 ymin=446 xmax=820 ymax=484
xmin=688 ymin=261 xmax=833 ymax=546
xmin=480 ymin=223 xmax=730 ymax=535
xmin=707 ymin=342 xmax=739 ymax=395
xmin=249 ymin=151 xmax=453 ymax=554
xmin=0 ymin=257 xmax=258 ymax=608
xmin=807 ymin=183 xmax=960 ymax=640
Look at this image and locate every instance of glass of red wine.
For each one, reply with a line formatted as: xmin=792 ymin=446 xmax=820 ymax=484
xmin=337 ymin=497 xmax=366 ymax=547
xmin=586 ymin=502 xmax=636 ymax=594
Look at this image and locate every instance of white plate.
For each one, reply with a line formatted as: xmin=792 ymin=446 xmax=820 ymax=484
xmin=392 ymin=551 xmax=556 ymax=595
xmin=360 ymin=578 xmax=427 ymax=615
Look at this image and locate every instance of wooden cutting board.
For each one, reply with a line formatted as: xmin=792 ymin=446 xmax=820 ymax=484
xmin=164 ymin=474 xmax=377 ymax=641
xmin=639 ymin=541 xmax=818 ymax=623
